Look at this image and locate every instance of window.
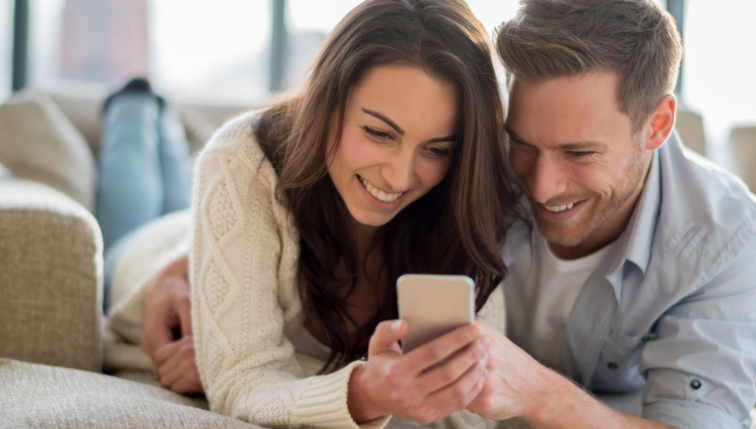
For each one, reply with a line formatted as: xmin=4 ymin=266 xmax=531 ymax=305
xmin=0 ymin=1 xmax=13 ymax=103
xmin=284 ymin=0 xmax=521 ymax=90
xmin=24 ymin=0 xmax=271 ymax=105
xmin=28 ymin=0 xmax=64 ymax=88
xmin=683 ymin=0 xmax=756 ymax=148
xmin=149 ymin=0 xmax=271 ymax=104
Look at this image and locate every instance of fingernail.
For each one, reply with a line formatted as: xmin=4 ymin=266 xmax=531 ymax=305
xmin=481 ymin=337 xmax=490 ymax=346
xmin=480 ymin=353 xmax=488 ymax=365
xmin=391 ymin=320 xmax=402 ymax=333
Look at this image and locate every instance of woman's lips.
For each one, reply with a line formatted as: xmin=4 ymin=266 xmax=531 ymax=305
xmin=356 ymin=175 xmax=408 ymax=209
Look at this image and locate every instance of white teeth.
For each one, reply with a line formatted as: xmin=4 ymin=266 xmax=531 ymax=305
xmin=545 ymin=201 xmax=579 ymax=213
xmin=360 ymin=176 xmax=402 ymax=203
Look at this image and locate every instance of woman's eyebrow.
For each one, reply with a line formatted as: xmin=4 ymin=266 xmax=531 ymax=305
xmin=362 ymin=108 xmax=405 ymax=136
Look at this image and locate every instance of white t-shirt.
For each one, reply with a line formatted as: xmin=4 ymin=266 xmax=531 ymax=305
xmin=507 ymin=228 xmax=614 ymax=369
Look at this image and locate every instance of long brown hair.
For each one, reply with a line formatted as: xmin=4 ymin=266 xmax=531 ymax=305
xmin=254 ymin=0 xmax=522 ymax=372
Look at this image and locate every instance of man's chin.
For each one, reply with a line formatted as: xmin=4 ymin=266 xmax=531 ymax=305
xmin=535 ymin=219 xmax=590 ymax=248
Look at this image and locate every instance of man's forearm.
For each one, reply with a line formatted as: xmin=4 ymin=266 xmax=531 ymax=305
xmin=522 ymin=372 xmax=677 ymax=429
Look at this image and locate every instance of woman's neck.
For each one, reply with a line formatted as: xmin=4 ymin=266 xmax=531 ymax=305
xmin=350 ymin=219 xmax=380 ymax=255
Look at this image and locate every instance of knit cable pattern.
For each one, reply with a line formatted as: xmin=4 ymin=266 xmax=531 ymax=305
xmin=189 ymin=111 xmax=506 ymax=429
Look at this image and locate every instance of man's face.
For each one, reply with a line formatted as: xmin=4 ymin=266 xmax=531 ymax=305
xmin=506 ymin=70 xmax=649 ymax=249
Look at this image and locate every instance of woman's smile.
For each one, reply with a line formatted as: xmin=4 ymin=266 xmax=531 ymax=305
xmin=356 ymin=174 xmax=409 ymax=209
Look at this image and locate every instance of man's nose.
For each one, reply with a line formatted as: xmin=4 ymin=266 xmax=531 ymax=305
xmin=382 ymin=148 xmax=415 ymax=192
xmin=527 ymin=153 xmax=568 ymax=203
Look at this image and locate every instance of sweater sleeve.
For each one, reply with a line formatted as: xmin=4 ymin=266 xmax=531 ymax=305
xmin=189 ymin=115 xmax=389 ymax=429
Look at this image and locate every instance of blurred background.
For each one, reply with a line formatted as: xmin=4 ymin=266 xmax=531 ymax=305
xmin=1 ymin=0 xmax=755 ymax=188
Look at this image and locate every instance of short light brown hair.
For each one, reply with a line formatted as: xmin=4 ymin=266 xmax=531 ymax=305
xmin=496 ymin=0 xmax=683 ymax=133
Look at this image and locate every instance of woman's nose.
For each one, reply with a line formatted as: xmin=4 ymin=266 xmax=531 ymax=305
xmin=382 ymin=149 xmax=415 ymax=192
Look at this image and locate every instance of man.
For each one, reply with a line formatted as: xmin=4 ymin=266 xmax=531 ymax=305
xmin=465 ymin=0 xmax=756 ymax=428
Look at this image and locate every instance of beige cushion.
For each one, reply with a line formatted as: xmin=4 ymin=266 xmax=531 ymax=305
xmin=0 ymin=90 xmax=97 ymax=211
xmin=46 ymin=83 xmax=106 ymax=157
xmin=675 ymin=108 xmax=707 ymax=158
xmin=0 ymin=359 xmax=262 ymax=428
xmin=0 ymin=180 xmax=102 ymax=372
xmin=731 ymin=125 xmax=756 ymax=193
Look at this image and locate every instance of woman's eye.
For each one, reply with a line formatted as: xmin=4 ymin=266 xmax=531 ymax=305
xmin=425 ymin=146 xmax=451 ymax=158
xmin=364 ymin=127 xmax=392 ymax=142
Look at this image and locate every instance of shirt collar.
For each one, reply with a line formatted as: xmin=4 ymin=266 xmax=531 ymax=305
xmin=605 ymin=149 xmax=662 ymax=276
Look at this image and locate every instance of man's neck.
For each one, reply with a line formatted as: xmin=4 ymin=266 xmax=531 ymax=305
xmin=549 ymin=155 xmax=653 ymax=260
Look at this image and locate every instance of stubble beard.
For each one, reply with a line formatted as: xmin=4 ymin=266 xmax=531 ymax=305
xmin=532 ymin=146 xmax=647 ymax=248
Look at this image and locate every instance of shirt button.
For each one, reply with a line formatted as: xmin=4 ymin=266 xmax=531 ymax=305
xmin=607 ymin=362 xmax=618 ymax=370
xmin=690 ymin=379 xmax=702 ymax=390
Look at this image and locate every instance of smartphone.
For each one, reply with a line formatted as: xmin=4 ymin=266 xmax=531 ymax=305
xmin=397 ymin=274 xmax=475 ymax=353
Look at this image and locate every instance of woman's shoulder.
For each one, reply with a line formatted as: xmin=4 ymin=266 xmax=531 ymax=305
xmin=196 ymin=109 xmax=277 ymax=185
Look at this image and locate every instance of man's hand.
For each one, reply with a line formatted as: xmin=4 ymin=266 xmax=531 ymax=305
xmin=466 ymin=324 xmax=677 ymax=429
xmin=464 ymin=323 xmax=551 ymax=421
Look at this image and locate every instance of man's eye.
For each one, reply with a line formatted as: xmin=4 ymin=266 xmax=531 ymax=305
xmin=569 ymin=151 xmax=593 ymax=158
xmin=364 ymin=127 xmax=392 ymax=142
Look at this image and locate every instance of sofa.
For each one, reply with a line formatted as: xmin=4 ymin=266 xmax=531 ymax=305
xmin=0 ymin=84 xmax=265 ymax=428
xmin=0 ymin=83 xmax=753 ymax=429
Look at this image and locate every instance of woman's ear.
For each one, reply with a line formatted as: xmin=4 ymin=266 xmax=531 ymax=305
xmin=645 ymin=94 xmax=677 ymax=151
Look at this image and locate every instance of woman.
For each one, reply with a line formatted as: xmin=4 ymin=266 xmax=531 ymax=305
xmin=109 ymin=0 xmax=522 ymax=427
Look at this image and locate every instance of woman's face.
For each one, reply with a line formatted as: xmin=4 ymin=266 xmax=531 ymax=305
xmin=326 ymin=65 xmax=460 ymax=229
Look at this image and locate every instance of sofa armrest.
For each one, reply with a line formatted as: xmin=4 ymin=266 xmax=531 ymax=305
xmin=0 ymin=179 xmax=103 ymax=372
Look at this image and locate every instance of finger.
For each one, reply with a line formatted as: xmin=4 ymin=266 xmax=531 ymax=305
xmin=170 ymin=372 xmax=203 ymax=394
xmin=143 ymin=324 xmax=176 ymax=379
xmin=154 ymin=337 xmax=189 ymax=370
xmin=176 ymin=290 xmax=193 ymax=338
xmin=159 ymin=362 xmax=188 ymax=389
xmin=142 ymin=325 xmax=174 ymax=356
xmin=401 ymin=324 xmax=483 ymax=375
xmin=415 ymin=337 xmax=488 ymax=394
xmin=367 ymin=320 xmax=407 ymax=356
xmin=157 ymin=342 xmax=193 ymax=378
xmin=423 ymin=356 xmax=489 ymax=421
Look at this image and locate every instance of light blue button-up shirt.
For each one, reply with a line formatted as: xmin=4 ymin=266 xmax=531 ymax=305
xmin=502 ymin=132 xmax=756 ymax=428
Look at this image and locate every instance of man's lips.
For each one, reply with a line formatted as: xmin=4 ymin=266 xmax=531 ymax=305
xmin=536 ymin=198 xmax=588 ymax=222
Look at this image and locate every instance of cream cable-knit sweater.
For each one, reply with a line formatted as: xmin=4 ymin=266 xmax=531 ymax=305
xmin=188 ymin=111 xmax=506 ymax=429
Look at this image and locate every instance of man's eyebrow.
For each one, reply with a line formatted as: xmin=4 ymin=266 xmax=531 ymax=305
xmin=504 ymin=124 xmax=528 ymax=144
xmin=362 ymin=109 xmax=405 ymax=136
xmin=504 ymin=124 xmax=607 ymax=151
xmin=559 ymin=142 xmax=607 ymax=151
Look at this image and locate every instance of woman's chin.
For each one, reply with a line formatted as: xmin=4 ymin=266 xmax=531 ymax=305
xmin=348 ymin=208 xmax=397 ymax=229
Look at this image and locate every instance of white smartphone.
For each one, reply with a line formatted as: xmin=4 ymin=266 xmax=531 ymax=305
xmin=397 ymin=274 xmax=475 ymax=353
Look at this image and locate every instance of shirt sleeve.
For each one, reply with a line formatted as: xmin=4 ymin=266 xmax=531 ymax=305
xmin=189 ymin=122 xmax=389 ymax=429
xmin=638 ymin=244 xmax=756 ymax=429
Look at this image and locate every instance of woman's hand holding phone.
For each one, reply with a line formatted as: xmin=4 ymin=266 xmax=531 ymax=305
xmin=347 ymin=319 xmax=490 ymax=425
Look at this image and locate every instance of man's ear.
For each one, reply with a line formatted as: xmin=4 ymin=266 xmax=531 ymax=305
xmin=645 ymin=94 xmax=676 ymax=151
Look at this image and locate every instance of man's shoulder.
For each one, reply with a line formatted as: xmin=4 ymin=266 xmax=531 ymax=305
xmin=656 ymin=133 xmax=756 ymax=281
